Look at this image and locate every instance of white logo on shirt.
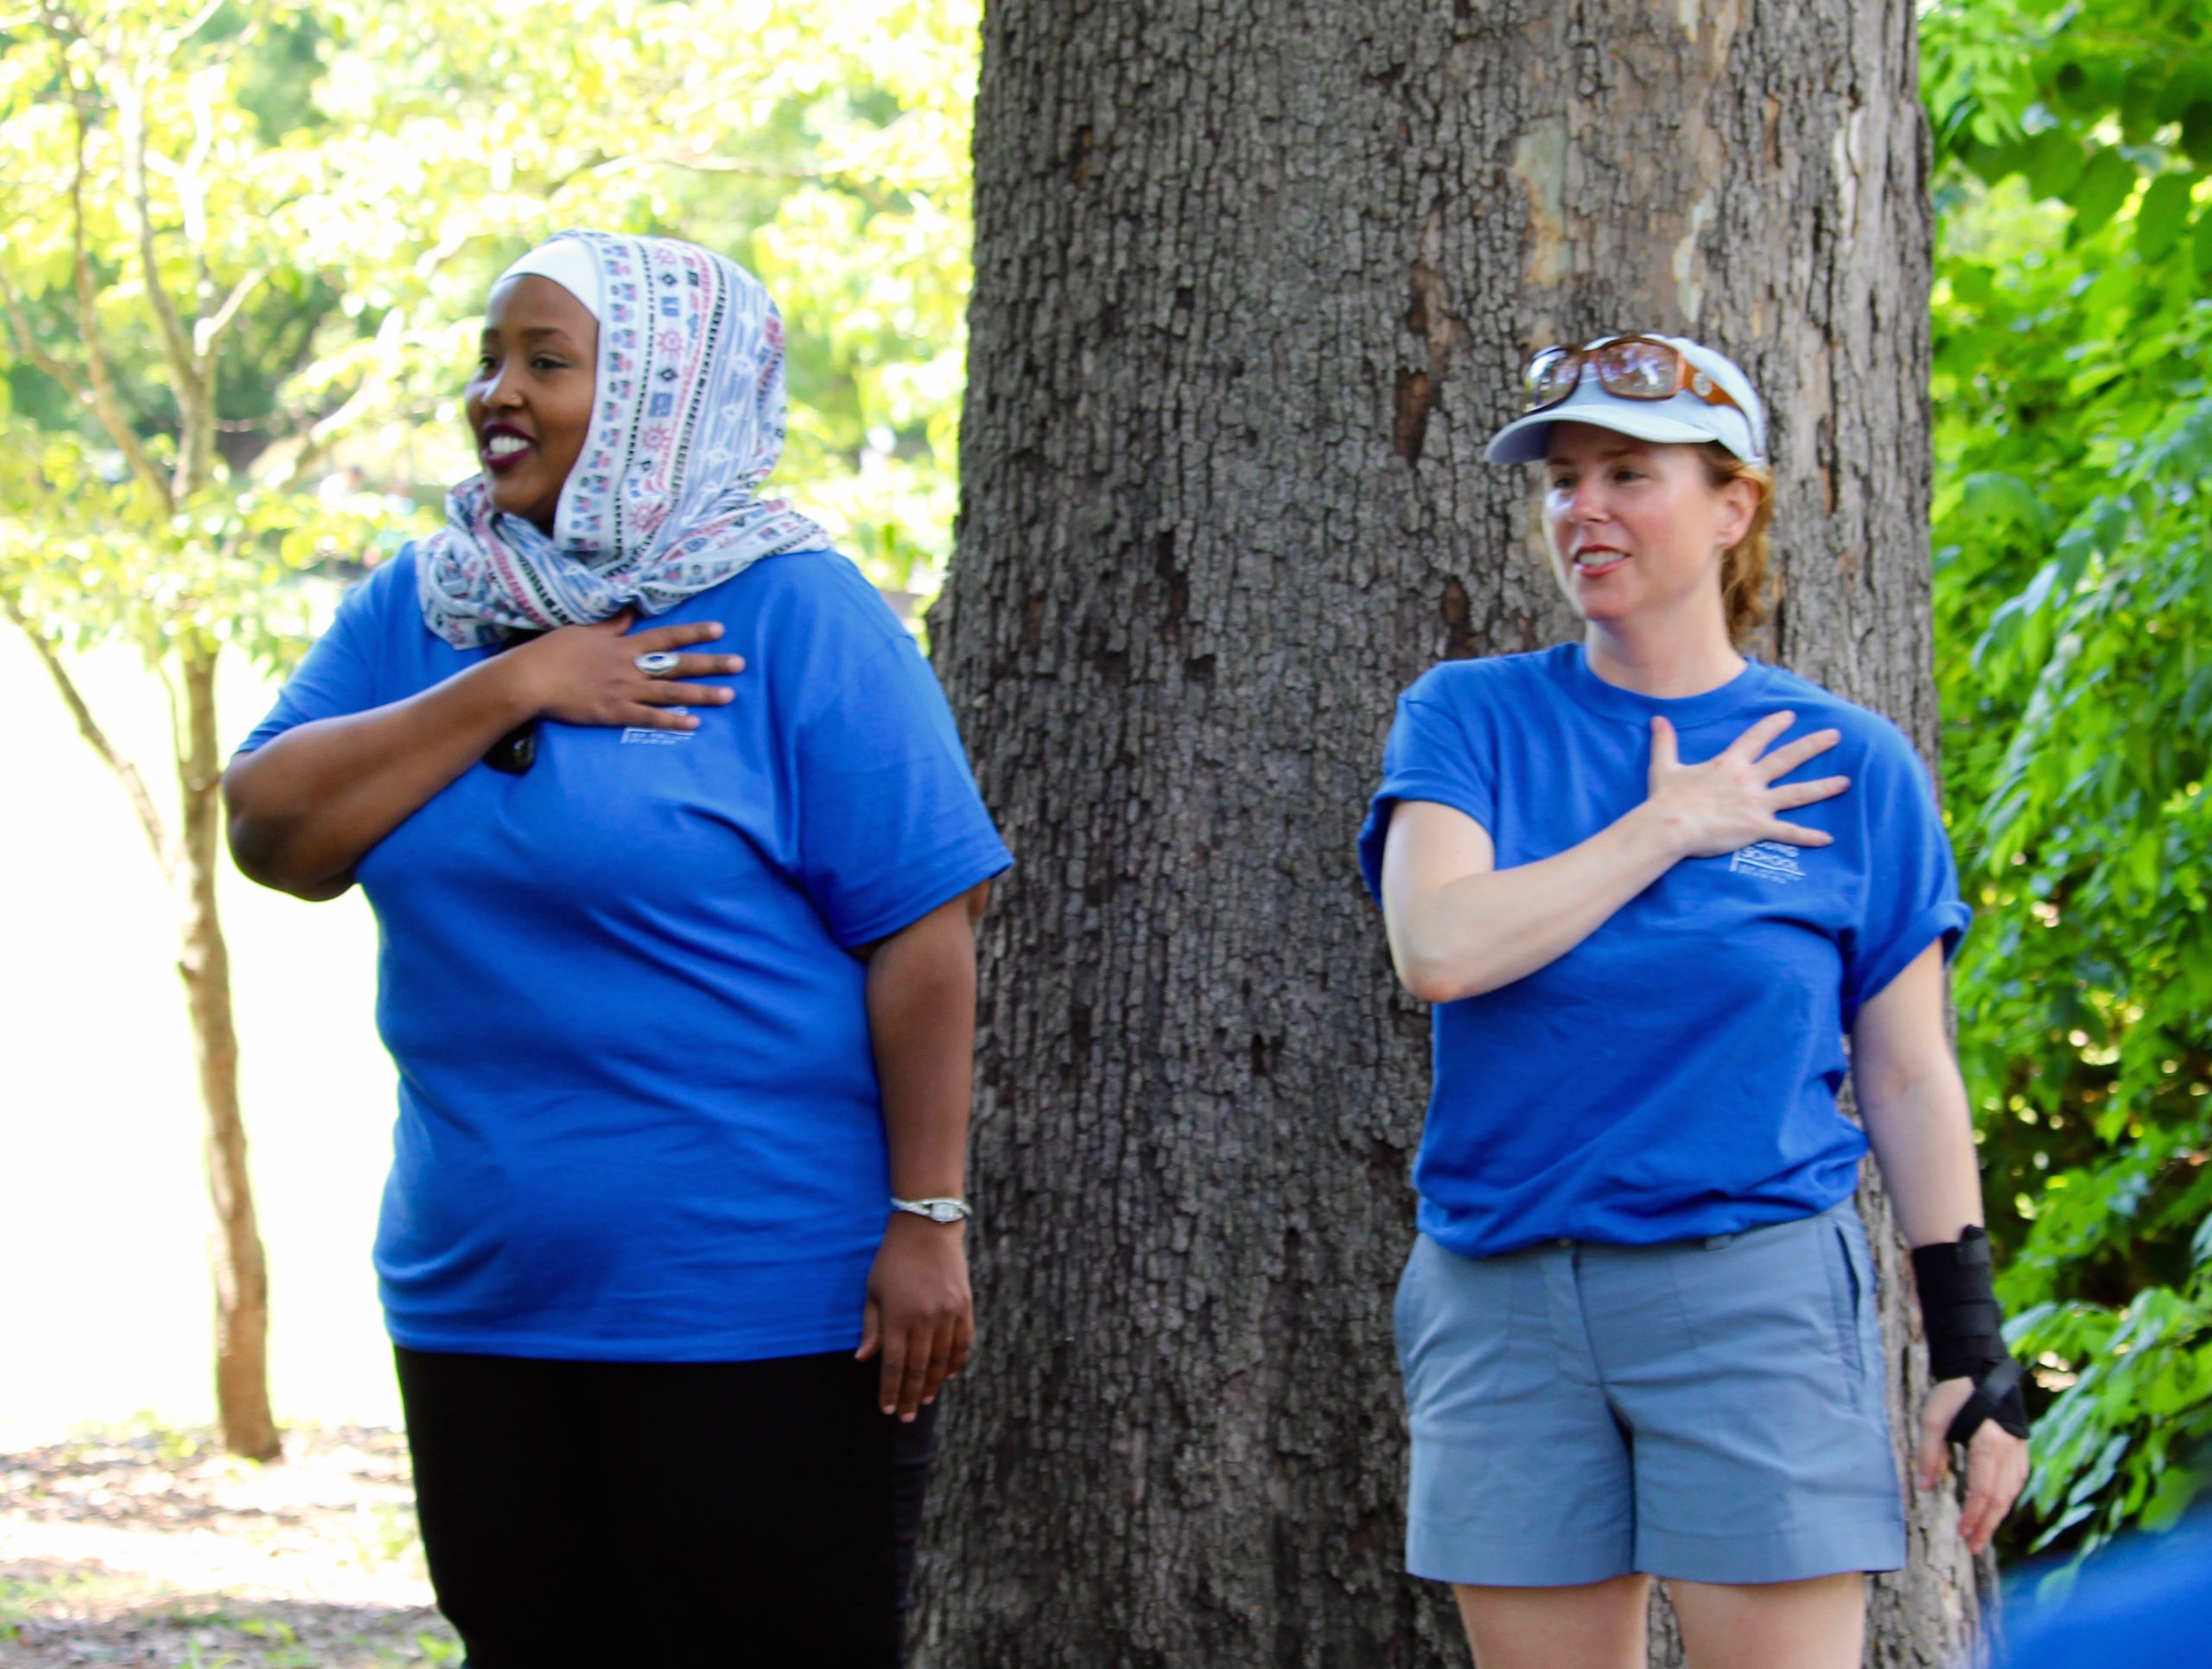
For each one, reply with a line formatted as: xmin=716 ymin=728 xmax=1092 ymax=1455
xmin=1729 ymin=841 xmax=1806 ymax=883
xmin=622 ymin=708 xmax=697 ymax=746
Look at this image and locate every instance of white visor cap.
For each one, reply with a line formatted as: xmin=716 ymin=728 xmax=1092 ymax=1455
xmin=492 ymin=238 xmax=603 ymax=321
xmin=1484 ymin=335 xmax=1767 ymax=466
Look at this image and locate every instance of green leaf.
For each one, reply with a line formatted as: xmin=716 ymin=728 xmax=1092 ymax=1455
xmin=2069 ymin=149 xmax=2141 ymax=239
xmin=2183 ymin=102 xmax=2212 ymax=168
xmin=2024 ymin=131 xmax=2087 ymax=202
xmin=2190 ymin=1209 xmax=2212 ymax=1270
xmin=1967 ymin=136 xmax=2028 ymax=187
xmin=2050 ymin=58 xmax=2098 ymax=115
xmin=2052 ymin=524 xmax=2099 ymax=591
xmin=2140 ymin=1463 xmax=2202 ymax=1533
xmin=2136 ymin=174 xmax=2196 ymax=263
xmin=1949 ymin=263 xmax=1996 ymax=308
xmin=1961 ymin=470 xmax=2057 ymax=536
xmin=2123 ymin=71 xmax=2170 ymax=146
xmin=2155 ymin=60 xmax=2212 ymax=125
xmin=2131 ymin=829 xmax=2164 ymax=896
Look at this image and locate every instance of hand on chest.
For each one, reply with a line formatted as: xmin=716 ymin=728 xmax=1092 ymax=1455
xmin=1492 ymin=733 xmax=1858 ymax=942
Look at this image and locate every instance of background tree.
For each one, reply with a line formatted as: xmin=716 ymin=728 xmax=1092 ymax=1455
xmin=0 ymin=0 xmax=976 ymax=1459
xmin=1923 ymin=0 xmax=2212 ymax=1570
xmin=924 ymin=0 xmax=1980 ymax=1662
xmin=0 ymin=0 xmax=397 ymax=1462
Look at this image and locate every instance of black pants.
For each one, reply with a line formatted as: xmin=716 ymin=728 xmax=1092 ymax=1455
xmin=395 ymin=1347 xmax=936 ymax=1668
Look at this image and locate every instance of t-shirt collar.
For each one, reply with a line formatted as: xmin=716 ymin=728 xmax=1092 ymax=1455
xmin=1557 ymin=641 xmax=1777 ymax=730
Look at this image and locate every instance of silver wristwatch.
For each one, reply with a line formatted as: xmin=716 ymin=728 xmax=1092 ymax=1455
xmin=890 ymin=1196 xmax=973 ymax=1225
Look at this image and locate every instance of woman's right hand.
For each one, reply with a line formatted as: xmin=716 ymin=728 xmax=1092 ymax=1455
xmin=1644 ymin=710 xmax=1849 ymax=859
xmin=504 ymin=612 xmax=745 ymax=731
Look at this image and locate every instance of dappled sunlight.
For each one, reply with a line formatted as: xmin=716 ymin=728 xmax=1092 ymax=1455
xmin=0 ymin=1425 xmax=456 ymax=1666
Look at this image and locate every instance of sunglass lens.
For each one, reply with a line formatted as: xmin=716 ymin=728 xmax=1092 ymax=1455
xmin=1593 ymin=339 xmax=1679 ymax=399
xmin=1524 ymin=347 xmax=1576 ymax=409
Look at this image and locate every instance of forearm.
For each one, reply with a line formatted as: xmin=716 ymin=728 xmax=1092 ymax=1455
xmin=1851 ymin=943 xmax=1986 ymax=1249
xmin=858 ymin=890 xmax=985 ymax=1415
xmin=863 ymin=900 xmax=979 ymax=1199
xmin=1859 ymin=1068 xmax=1985 ymax=1249
xmin=1393 ymin=803 xmax=1682 ymax=1002
xmin=225 ymin=655 xmax=534 ymax=898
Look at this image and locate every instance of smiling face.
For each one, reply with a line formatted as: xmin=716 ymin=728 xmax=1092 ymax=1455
xmin=463 ymin=275 xmax=600 ymax=535
xmin=1541 ymin=422 xmax=1757 ymax=639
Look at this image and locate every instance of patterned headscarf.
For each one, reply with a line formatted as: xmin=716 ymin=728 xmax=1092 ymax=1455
xmin=416 ymin=231 xmax=830 ymax=649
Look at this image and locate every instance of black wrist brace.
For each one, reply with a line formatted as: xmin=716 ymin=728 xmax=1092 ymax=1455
xmin=1910 ymin=1226 xmax=2031 ymax=1444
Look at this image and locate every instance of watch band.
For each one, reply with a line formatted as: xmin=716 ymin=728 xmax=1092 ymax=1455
xmin=890 ymin=1196 xmax=973 ymax=1224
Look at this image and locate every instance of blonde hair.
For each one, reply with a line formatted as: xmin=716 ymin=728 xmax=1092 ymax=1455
xmin=1699 ymin=443 xmax=1775 ymax=650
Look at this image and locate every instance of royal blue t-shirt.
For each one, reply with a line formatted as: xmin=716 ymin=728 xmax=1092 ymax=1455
xmin=1357 ymin=644 xmax=1969 ymax=1257
xmin=1997 ymin=1518 xmax=2212 ymax=1666
xmin=238 ymin=546 xmax=1012 ymax=1361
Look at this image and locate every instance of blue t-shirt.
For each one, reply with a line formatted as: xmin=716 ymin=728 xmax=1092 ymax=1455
xmin=1357 ymin=644 xmax=1969 ymax=1257
xmin=1998 ymin=1519 xmax=2212 ymax=1666
xmin=239 ymin=546 xmax=1012 ymax=1361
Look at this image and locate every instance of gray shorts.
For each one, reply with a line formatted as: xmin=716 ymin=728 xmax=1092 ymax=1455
xmin=1395 ymin=1200 xmax=1906 ymax=1587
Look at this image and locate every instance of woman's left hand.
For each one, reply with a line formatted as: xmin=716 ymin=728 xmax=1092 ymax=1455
xmin=1916 ymin=1376 xmax=2031 ymax=1555
xmin=857 ymin=1215 xmax=974 ymax=1421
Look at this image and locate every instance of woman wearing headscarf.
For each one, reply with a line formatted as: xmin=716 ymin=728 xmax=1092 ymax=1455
xmin=225 ymin=231 xmax=1010 ymax=1667
xmin=1361 ymin=336 xmax=2027 ymax=1667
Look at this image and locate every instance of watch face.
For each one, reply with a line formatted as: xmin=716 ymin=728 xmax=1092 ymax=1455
xmin=929 ymin=1203 xmax=962 ymax=1222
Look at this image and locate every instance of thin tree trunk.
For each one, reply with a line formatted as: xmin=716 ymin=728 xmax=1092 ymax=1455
xmin=926 ymin=0 xmax=1975 ymax=1662
xmin=16 ymin=18 xmax=279 ymax=1467
xmin=175 ymin=650 xmax=279 ymax=1463
xmin=6 ymin=608 xmax=279 ymax=1458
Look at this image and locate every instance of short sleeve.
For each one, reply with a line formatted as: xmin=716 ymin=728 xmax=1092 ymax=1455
xmin=232 ymin=560 xmax=394 ymax=756
xmin=1840 ymin=727 xmax=1974 ymax=1025
xmin=1357 ymin=689 xmax=1496 ymax=902
xmin=794 ymin=631 xmax=1013 ymax=947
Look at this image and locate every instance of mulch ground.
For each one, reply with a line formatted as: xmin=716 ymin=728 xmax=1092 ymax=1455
xmin=0 ymin=1425 xmax=460 ymax=1667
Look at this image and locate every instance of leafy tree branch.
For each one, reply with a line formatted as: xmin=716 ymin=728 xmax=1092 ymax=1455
xmin=0 ymin=589 xmax=174 ymax=876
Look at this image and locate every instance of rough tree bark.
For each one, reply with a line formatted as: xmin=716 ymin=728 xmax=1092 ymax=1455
xmin=925 ymin=0 xmax=1980 ymax=1663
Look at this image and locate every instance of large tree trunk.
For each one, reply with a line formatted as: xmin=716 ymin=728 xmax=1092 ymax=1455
xmin=925 ymin=0 xmax=1978 ymax=1662
xmin=176 ymin=651 xmax=279 ymax=1463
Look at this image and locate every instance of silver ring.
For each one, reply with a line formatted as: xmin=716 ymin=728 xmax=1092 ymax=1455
xmin=633 ymin=650 xmax=681 ymax=678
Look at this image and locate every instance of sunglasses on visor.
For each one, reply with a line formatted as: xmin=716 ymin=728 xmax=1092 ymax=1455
xmin=1522 ymin=335 xmax=1746 ymax=420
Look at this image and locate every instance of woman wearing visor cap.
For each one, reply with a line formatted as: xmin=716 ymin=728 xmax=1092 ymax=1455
xmin=224 ymin=232 xmax=1010 ymax=1666
xmin=1358 ymin=335 xmax=2027 ymax=1667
